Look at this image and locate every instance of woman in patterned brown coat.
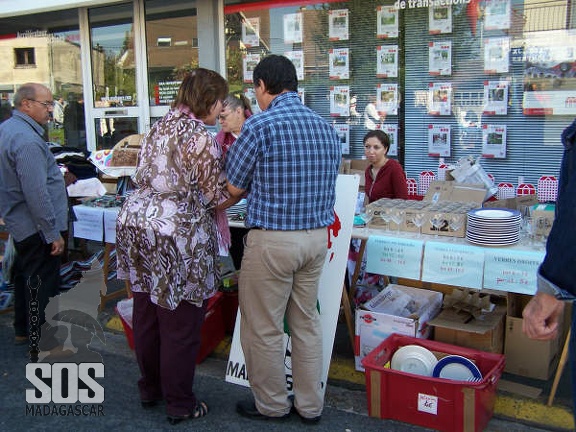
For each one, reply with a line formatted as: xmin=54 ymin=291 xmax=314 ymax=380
xmin=116 ymin=69 xmax=229 ymax=425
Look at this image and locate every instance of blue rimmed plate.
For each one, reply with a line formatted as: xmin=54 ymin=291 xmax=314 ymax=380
xmin=432 ymin=355 xmax=482 ymax=382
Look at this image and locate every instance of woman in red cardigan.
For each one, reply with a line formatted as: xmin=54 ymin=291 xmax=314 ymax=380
xmin=363 ymin=130 xmax=408 ymax=203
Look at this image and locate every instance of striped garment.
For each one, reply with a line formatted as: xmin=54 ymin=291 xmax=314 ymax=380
xmin=0 ymin=110 xmax=68 ymax=243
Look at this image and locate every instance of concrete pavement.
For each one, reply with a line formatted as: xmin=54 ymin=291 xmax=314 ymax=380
xmin=0 ymin=307 xmax=568 ymax=432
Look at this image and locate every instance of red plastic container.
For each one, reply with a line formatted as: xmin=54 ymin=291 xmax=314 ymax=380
xmin=220 ymin=290 xmax=239 ymax=334
xmin=115 ymin=292 xmax=225 ymax=364
xmin=116 ymin=305 xmax=135 ymax=350
xmin=197 ymin=291 xmax=225 ymax=364
xmin=361 ymin=334 xmax=505 ymax=432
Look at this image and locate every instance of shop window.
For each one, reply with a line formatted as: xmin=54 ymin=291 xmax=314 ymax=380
xmin=157 ymin=37 xmax=172 ymax=47
xmin=144 ymin=0 xmax=198 ymax=107
xmin=14 ymin=47 xmax=35 ymax=67
xmin=223 ymin=0 xmax=576 ymax=188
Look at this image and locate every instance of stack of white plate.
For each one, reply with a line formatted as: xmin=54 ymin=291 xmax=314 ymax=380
xmin=226 ymin=198 xmax=247 ymax=218
xmin=390 ymin=344 xmax=438 ymax=376
xmin=466 ymin=208 xmax=522 ymax=246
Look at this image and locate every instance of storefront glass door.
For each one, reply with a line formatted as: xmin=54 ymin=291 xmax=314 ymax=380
xmin=144 ymin=0 xmax=198 ymax=121
xmin=87 ymin=2 xmax=140 ymax=150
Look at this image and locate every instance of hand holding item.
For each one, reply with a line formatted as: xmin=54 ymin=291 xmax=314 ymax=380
xmin=522 ymin=292 xmax=565 ymax=340
xmin=50 ymin=235 xmax=66 ymax=256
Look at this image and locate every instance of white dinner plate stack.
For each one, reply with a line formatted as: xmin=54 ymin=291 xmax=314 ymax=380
xmin=226 ymin=198 xmax=247 ymax=218
xmin=466 ymin=208 xmax=522 ymax=246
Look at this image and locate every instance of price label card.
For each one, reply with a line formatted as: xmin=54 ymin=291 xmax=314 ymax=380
xmin=421 ymin=241 xmax=484 ymax=289
xmin=366 ymin=235 xmax=424 ymax=280
xmin=103 ymin=207 xmax=121 ymax=244
xmin=73 ymin=205 xmax=104 ymax=242
xmin=483 ymin=249 xmax=545 ymax=294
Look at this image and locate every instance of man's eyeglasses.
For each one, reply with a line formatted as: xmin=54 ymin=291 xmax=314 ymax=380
xmin=28 ymin=99 xmax=55 ymax=108
xmin=218 ymin=113 xmax=229 ymax=121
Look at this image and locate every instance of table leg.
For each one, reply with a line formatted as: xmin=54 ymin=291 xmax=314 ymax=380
xmin=99 ymin=243 xmax=130 ymax=311
xmin=341 ymin=282 xmax=355 ymax=352
xmin=547 ymin=328 xmax=571 ymax=406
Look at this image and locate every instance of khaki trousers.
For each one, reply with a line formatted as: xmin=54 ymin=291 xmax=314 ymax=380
xmin=239 ymin=228 xmax=327 ymax=418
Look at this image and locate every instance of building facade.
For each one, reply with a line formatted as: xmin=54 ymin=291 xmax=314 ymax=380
xmin=1 ymin=0 xmax=574 ymax=188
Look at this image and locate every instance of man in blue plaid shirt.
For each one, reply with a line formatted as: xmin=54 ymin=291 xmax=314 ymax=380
xmin=227 ymin=55 xmax=341 ymax=424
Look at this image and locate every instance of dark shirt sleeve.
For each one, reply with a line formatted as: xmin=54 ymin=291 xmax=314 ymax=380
xmin=537 ymin=123 xmax=576 ymax=299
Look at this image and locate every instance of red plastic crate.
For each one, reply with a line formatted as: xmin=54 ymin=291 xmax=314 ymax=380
xmin=220 ymin=290 xmax=239 ymax=334
xmin=197 ymin=291 xmax=225 ymax=364
xmin=361 ymin=334 xmax=505 ymax=432
xmin=116 ymin=305 xmax=135 ymax=350
xmin=115 ymin=292 xmax=225 ymax=364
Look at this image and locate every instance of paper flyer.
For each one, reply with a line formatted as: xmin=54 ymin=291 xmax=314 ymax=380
xmin=483 ymin=248 xmax=544 ymax=294
xmin=428 ymin=82 xmax=452 ymax=115
xmin=330 ymin=85 xmax=350 ymax=117
xmin=421 ymin=241 xmax=484 ymax=289
xmin=522 ymin=34 xmax=576 ymax=116
xmin=376 ymin=6 xmax=399 ymax=39
xmin=103 ymin=207 xmax=120 ymax=244
xmin=73 ymin=205 xmax=104 ymax=242
xmin=242 ymin=53 xmax=260 ymax=83
xmin=329 ymin=48 xmax=349 ymax=80
xmin=484 ymin=0 xmax=511 ymax=30
xmin=429 ymin=40 xmax=452 ymax=76
xmin=285 ymin=50 xmax=305 ymax=81
xmin=241 ymin=17 xmax=260 ymax=48
xmin=381 ymin=124 xmax=398 ymax=156
xmin=482 ymin=124 xmax=507 ymax=158
xmin=365 ymin=236 xmax=424 ymax=280
xmin=376 ymin=45 xmax=398 ymax=78
xmin=243 ymin=87 xmax=261 ymax=114
xmin=329 ymin=9 xmax=349 ymax=41
xmin=484 ymin=37 xmax=510 ymax=73
xmin=483 ymin=80 xmax=509 ymax=115
xmin=429 ymin=5 xmax=452 ymax=34
xmin=377 ymin=83 xmax=398 ymax=116
xmin=428 ymin=124 xmax=451 ymax=157
xmin=283 ymin=12 xmax=302 ymax=44
xmin=297 ymin=87 xmax=305 ymax=105
xmin=333 ymin=123 xmax=350 ymax=154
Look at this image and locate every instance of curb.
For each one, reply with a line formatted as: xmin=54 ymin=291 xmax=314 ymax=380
xmin=212 ymin=335 xmax=574 ymax=431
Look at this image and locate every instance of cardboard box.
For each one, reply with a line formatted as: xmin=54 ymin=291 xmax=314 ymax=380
xmin=531 ymin=203 xmax=555 ymax=237
xmin=504 ymin=294 xmax=563 ymax=380
xmin=423 ymin=182 xmax=487 ymax=238
xmin=362 ymin=334 xmax=505 ymax=432
xmin=483 ymin=194 xmax=538 ymax=214
xmin=423 ymin=181 xmax=486 ymax=204
xmin=367 ymin=181 xmax=486 ymax=237
xmin=504 ymin=316 xmax=561 ymax=380
xmin=430 ymin=304 xmax=506 ymax=353
xmin=354 ymin=284 xmax=443 ymax=371
xmin=341 ymin=159 xmax=368 ymax=188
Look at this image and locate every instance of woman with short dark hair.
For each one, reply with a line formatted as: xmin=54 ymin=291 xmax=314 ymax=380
xmin=116 ymin=68 xmax=229 ymax=425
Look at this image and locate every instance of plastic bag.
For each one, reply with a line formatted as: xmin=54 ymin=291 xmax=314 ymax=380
xmin=116 ymin=297 xmax=134 ymax=329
